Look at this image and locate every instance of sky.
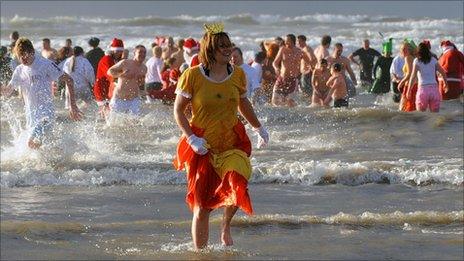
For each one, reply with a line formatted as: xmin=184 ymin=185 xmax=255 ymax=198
xmin=1 ymin=0 xmax=463 ymax=19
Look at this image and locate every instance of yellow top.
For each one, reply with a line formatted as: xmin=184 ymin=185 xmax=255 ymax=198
xmin=176 ymin=65 xmax=247 ymax=154
xmin=177 ymin=64 xmax=251 ymax=180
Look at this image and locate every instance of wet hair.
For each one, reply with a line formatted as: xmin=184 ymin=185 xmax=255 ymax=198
xmin=286 ymin=34 xmax=296 ymax=45
xmin=254 ymin=51 xmax=266 ymax=63
xmin=69 ymin=46 xmax=84 ymax=72
xmin=335 ymin=42 xmax=343 ymax=49
xmin=14 ymin=37 xmax=35 ymax=56
xmin=232 ymin=46 xmax=243 ymax=57
xmin=297 ymin=35 xmax=306 ymax=41
xmin=11 ymin=31 xmax=19 ymax=39
xmin=88 ymin=37 xmax=100 ymax=48
xmin=332 ymin=63 xmax=342 ymax=72
xmin=57 ymin=46 xmax=72 ymax=64
xmin=199 ymin=31 xmax=232 ymax=69
xmin=177 ymin=39 xmax=185 ymax=49
xmin=73 ymin=46 xmax=84 ymax=56
xmin=259 ymin=41 xmax=266 ymax=52
xmin=153 ymin=46 xmax=162 ymax=57
xmin=321 ymin=35 xmax=331 ymax=46
xmin=275 ymin=36 xmax=284 ymax=46
xmin=266 ymin=42 xmax=280 ymax=60
xmin=401 ymin=42 xmax=416 ymax=57
xmin=417 ymin=42 xmax=432 ymax=64
xmin=134 ymin=44 xmax=146 ymax=51
xmin=320 ymin=58 xmax=328 ymax=65
xmin=42 ymin=38 xmax=50 ymax=44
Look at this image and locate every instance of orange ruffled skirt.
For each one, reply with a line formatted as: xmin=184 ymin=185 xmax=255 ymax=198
xmin=400 ymin=83 xmax=418 ymax=112
xmin=173 ymin=121 xmax=253 ymax=215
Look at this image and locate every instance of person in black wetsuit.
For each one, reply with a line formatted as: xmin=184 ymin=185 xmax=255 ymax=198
xmin=371 ymin=38 xmax=394 ymax=94
xmin=349 ymin=39 xmax=381 ymax=88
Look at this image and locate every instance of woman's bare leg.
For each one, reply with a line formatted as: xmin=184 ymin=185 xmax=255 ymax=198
xmin=221 ymin=206 xmax=238 ymax=246
xmin=192 ymin=206 xmax=211 ymax=250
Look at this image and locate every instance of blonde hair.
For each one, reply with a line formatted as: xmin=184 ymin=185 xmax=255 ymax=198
xmin=153 ymin=46 xmax=162 ymax=57
xmin=198 ymin=32 xmax=231 ymax=69
xmin=14 ymin=37 xmax=35 ymax=57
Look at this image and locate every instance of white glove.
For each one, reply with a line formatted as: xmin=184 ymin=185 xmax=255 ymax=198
xmin=253 ymin=126 xmax=269 ymax=149
xmin=187 ymin=134 xmax=209 ymax=155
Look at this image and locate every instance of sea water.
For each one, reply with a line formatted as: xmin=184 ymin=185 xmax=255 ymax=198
xmin=1 ymin=13 xmax=463 ymax=260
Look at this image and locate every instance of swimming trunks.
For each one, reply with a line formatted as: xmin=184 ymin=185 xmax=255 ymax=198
xmin=273 ymin=75 xmax=299 ymax=96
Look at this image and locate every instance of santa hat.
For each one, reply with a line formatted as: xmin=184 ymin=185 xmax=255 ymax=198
xmin=440 ymin=40 xmax=453 ymax=48
xmin=110 ymin=38 xmax=124 ymax=51
xmin=183 ymin=38 xmax=199 ymax=53
xmin=440 ymin=40 xmax=455 ymax=53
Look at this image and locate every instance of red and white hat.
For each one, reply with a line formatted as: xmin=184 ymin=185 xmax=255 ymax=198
xmin=183 ymin=38 xmax=199 ymax=53
xmin=440 ymin=40 xmax=453 ymax=47
xmin=110 ymin=38 xmax=124 ymax=51
xmin=440 ymin=40 xmax=455 ymax=53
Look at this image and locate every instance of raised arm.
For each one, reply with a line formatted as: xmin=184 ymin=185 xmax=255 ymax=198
xmin=107 ymin=60 xmax=125 ymax=78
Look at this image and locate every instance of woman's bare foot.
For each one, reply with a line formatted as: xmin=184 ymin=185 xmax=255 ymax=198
xmin=220 ymin=222 xmax=233 ymax=246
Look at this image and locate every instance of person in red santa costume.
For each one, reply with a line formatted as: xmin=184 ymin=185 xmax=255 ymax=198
xmin=438 ymin=40 xmax=464 ymax=100
xmin=93 ymin=38 xmax=124 ymax=117
xmin=183 ymin=38 xmax=200 ymax=67
xmin=148 ymin=68 xmax=180 ymax=105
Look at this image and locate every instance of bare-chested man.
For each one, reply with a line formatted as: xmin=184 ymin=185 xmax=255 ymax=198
xmin=297 ymin=35 xmax=317 ymax=97
xmin=324 ymin=63 xmax=348 ymax=108
xmin=162 ymin=37 xmax=178 ymax=61
xmin=170 ymin=38 xmax=185 ymax=70
xmin=311 ymin=58 xmax=331 ymax=107
xmin=314 ymin=35 xmax=331 ymax=62
xmin=327 ymin=42 xmax=357 ymax=97
xmin=41 ymin=38 xmax=58 ymax=62
xmin=272 ymin=34 xmax=311 ymax=107
xmin=107 ymin=45 xmax=147 ymax=116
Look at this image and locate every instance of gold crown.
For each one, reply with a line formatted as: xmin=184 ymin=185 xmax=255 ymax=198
xmin=204 ymin=22 xmax=224 ymax=35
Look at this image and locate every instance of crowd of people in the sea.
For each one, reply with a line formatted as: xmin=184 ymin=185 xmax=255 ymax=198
xmin=0 ymin=28 xmax=463 ymax=147
xmin=1 ymin=25 xmax=463 ymax=251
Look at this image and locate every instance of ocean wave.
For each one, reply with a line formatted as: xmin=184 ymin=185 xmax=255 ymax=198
xmin=2 ymin=210 xmax=462 ymax=237
xmin=3 ymin=13 xmax=461 ymax=29
xmin=1 ymin=158 xmax=462 ymax=187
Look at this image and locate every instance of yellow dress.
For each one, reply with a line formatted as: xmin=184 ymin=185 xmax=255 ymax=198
xmin=174 ymin=65 xmax=253 ymax=214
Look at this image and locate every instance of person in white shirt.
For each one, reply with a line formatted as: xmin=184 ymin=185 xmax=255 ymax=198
xmin=390 ymin=54 xmax=405 ymax=103
xmin=145 ymin=46 xmax=164 ymax=103
xmin=251 ymin=51 xmax=265 ymax=85
xmin=230 ymin=47 xmax=260 ymax=99
xmin=62 ymin=46 xmax=95 ymax=109
xmin=408 ymin=42 xmax=448 ymax=112
xmin=1 ymin=38 xmax=82 ymax=149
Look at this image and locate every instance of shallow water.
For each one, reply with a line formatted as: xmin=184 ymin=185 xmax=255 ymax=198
xmin=1 ymin=12 xmax=464 ymax=260
xmin=1 ymin=184 xmax=463 ymax=260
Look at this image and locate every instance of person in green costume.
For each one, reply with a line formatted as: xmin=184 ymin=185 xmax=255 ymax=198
xmin=370 ymin=38 xmax=394 ymax=94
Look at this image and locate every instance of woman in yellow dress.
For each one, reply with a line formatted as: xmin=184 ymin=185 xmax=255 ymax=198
xmin=173 ymin=23 xmax=269 ymax=250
